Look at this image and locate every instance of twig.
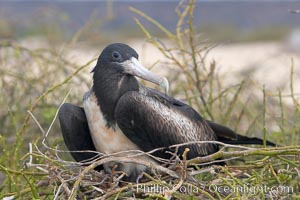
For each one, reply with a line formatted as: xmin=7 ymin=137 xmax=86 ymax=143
xmin=42 ymin=88 xmax=72 ymax=146
xmin=188 ymin=146 xmax=300 ymax=165
xmin=165 ymin=148 xmax=189 ymax=199
xmin=27 ymin=111 xmax=46 ymax=136
xmin=68 ymin=156 xmax=179 ymax=200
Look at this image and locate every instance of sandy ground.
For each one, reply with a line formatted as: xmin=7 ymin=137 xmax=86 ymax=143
xmin=19 ymin=38 xmax=300 ymax=96
xmin=128 ymin=40 xmax=300 ymax=95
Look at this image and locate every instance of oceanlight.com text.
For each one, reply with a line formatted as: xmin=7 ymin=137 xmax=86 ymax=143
xmin=208 ymin=184 xmax=293 ymax=196
xmin=136 ymin=183 xmax=294 ymax=196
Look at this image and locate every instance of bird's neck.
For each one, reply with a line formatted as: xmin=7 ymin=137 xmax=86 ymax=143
xmin=93 ymin=71 xmax=139 ymax=128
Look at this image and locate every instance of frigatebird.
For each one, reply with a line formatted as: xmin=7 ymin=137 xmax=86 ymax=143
xmin=58 ymin=43 xmax=275 ymax=181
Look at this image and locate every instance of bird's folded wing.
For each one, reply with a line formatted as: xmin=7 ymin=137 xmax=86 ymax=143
xmin=58 ymin=103 xmax=101 ymax=164
xmin=114 ymin=90 xmax=219 ymax=159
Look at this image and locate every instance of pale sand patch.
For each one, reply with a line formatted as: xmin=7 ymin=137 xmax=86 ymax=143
xmin=128 ymin=40 xmax=300 ymax=96
xmin=207 ymin=42 xmax=300 ymax=92
xmin=17 ymin=37 xmax=300 ymax=97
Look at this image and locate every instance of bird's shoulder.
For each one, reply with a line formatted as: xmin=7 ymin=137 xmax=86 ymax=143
xmin=117 ymin=86 xmax=205 ymax=122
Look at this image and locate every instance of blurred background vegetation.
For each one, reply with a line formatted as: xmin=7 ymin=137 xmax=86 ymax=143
xmin=0 ymin=0 xmax=300 ymax=199
xmin=1 ymin=1 xmax=300 ymax=43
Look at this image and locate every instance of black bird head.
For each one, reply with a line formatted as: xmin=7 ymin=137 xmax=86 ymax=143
xmin=92 ymin=43 xmax=169 ymax=92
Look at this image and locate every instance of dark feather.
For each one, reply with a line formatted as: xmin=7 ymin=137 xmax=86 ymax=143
xmin=115 ymin=88 xmax=219 ymax=160
xmin=58 ymin=103 xmax=102 ymax=169
xmin=207 ymin=121 xmax=276 ymax=146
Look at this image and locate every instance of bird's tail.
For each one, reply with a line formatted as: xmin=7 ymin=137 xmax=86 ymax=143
xmin=206 ymin=120 xmax=277 ymax=147
xmin=218 ymin=134 xmax=277 ymax=146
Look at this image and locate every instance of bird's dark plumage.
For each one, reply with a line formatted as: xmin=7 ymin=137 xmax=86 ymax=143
xmin=58 ymin=43 xmax=276 ymax=181
xmin=115 ymin=87 xmax=219 ymax=160
xmin=58 ymin=103 xmax=102 ymax=168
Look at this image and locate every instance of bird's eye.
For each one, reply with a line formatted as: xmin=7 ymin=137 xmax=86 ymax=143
xmin=112 ymin=51 xmax=121 ymax=60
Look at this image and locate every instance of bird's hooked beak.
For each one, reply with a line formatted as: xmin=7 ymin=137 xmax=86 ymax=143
xmin=121 ymin=57 xmax=169 ymax=93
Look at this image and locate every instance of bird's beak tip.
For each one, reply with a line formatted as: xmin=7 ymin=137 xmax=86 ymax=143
xmin=160 ymin=77 xmax=169 ymax=94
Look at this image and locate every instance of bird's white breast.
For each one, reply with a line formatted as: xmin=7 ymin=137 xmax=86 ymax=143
xmin=83 ymin=89 xmax=155 ymax=179
xmin=82 ymin=90 xmax=140 ymax=154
